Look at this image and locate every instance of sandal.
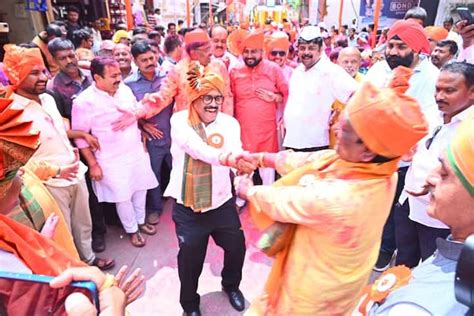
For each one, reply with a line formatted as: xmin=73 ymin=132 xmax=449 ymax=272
xmin=129 ymin=231 xmax=146 ymax=247
xmin=139 ymin=223 xmax=157 ymax=235
xmin=92 ymin=257 xmax=115 ymax=271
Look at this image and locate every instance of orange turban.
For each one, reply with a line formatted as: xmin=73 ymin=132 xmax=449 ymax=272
xmin=184 ymin=29 xmax=210 ymax=46
xmin=0 ymin=89 xmax=40 ymax=198
xmin=448 ymin=116 xmax=474 ymax=196
xmin=3 ymin=44 xmax=44 ymax=90
xmin=242 ymin=31 xmax=265 ymax=51
xmin=424 ymin=26 xmax=449 ymax=42
xmin=186 ymin=62 xmax=225 ymax=104
xmin=387 ymin=20 xmax=430 ymax=54
xmin=227 ymin=29 xmax=249 ymax=56
xmin=265 ymin=32 xmax=290 ymax=53
xmin=347 ymin=72 xmax=428 ymax=159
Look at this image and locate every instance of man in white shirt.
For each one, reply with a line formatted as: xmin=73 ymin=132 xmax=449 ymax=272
xmin=210 ymin=25 xmax=240 ymax=71
xmin=3 ymin=44 xmax=114 ymax=270
xmin=72 ymin=57 xmax=158 ymax=248
xmin=399 ymin=62 xmax=473 ymax=267
xmin=364 ymin=20 xmax=442 ymax=272
xmin=283 ymin=26 xmax=357 ymax=152
xmin=164 ymin=68 xmax=251 ymax=316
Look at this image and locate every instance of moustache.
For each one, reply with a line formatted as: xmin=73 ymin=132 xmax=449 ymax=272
xmin=204 ymin=106 xmax=218 ymax=111
xmin=302 ymin=55 xmax=313 ymax=59
xmin=406 ymin=182 xmax=433 ymax=197
xmin=113 ymin=81 xmax=120 ymax=86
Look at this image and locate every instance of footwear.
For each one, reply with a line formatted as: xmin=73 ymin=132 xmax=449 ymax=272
xmin=222 ymin=288 xmax=245 ymax=311
xmin=139 ymin=223 xmax=157 ymax=235
xmin=92 ymin=235 xmax=106 ymax=253
xmin=146 ymin=213 xmax=160 ymax=225
xmin=92 ymin=257 xmax=115 ymax=271
xmin=182 ymin=310 xmax=201 ymax=316
xmin=129 ymin=231 xmax=146 ymax=247
xmin=373 ymin=251 xmax=394 ymax=272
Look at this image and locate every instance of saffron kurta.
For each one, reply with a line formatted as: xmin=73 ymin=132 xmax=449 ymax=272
xmin=136 ymin=57 xmax=234 ymax=117
xmin=246 ymin=150 xmax=399 ymax=315
xmin=230 ymin=60 xmax=289 ymax=153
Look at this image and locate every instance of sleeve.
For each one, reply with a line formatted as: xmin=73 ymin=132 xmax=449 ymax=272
xmin=246 ymin=178 xmax=358 ymax=226
xmin=139 ymin=65 xmax=180 ymax=119
xmin=457 ymin=45 xmax=474 ymax=64
xmin=332 ymin=65 xmax=358 ymax=104
xmin=71 ymin=98 xmax=92 ymax=149
xmin=274 ymin=65 xmax=289 ymax=103
xmin=368 ymin=302 xmax=432 ymax=316
xmin=274 ymin=150 xmax=331 ymax=175
xmin=217 ymin=62 xmax=234 ymax=117
xmin=24 ymin=160 xmax=59 ymax=180
xmin=170 ymin=114 xmax=222 ymax=165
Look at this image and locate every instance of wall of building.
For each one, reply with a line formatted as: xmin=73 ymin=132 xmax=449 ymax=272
xmin=1 ymin=0 xmax=42 ymax=44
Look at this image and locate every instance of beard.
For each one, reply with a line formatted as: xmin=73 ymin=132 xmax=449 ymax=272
xmin=244 ymin=56 xmax=262 ymax=68
xmin=386 ymin=52 xmax=414 ymax=69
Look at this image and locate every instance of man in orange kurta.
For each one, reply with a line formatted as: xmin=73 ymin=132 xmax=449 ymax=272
xmin=131 ymin=29 xmax=234 ymax=119
xmin=235 ymin=68 xmax=429 ymax=315
xmin=230 ymin=31 xmax=289 ymax=185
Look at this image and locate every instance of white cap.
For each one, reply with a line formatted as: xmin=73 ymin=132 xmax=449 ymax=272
xmin=317 ymin=22 xmax=327 ymax=30
xmin=299 ymin=26 xmax=322 ymax=41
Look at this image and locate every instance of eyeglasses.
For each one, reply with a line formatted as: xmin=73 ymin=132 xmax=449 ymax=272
xmin=270 ymin=51 xmax=286 ymax=57
xmin=200 ymin=95 xmax=224 ymax=105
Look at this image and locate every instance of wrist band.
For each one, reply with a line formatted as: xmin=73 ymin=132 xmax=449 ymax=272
xmin=219 ymin=152 xmax=232 ymax=166
xmin=100 ymin=273 xmax=117 ymax=292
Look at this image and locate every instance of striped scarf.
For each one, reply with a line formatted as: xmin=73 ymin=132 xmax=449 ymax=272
xmin=181 ymin=106 xmax=213 ymax=212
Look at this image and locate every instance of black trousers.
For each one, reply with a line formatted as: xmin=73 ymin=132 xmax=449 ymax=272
xmin=394 ymin=200 xmax=450 ymax=267
xmin=172 ymin=198 xmax=246 ymax=312
xmin=85 ymin=173 xmax=106 ymax=239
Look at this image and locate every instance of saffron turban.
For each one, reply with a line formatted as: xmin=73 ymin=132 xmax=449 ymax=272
xmin=265 ymin=32 xmax=290 ymax=53
xmin=186 ymin=62 xmax=225 ymax=104
xmin=387 ymin=20 xmax=430 ymax=54
xmin=227 ymin=29 xmax=249 ymax=56
xmin=448 ymin=116 xmax=474 ymax=196
xmin=184 ymin=29 xmax=210 ymax=46
xmin=242 ymin=31 xmax=265 ymax=51
xmin=3 ymin=44 xmax=44 ymax=90
xmin=424 ymin=26 xmax=449 ymax=42
xmin=0 ymin=89 xmax=40 ymax=198
xmin=347 ymin=66 xmax=428 ymax=158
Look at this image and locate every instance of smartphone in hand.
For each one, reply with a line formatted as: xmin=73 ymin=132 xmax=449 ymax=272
xmin=457 ymin=7 xmax=473 ymax=26
xmin=0 ymin=271 xmax=99 ymax=315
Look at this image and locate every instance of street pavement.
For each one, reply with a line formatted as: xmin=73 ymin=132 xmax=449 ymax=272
xmin=100 ymin=199 xmax=383 ymax=315
xmin=100 ymin=199 xmax=272 ymax=315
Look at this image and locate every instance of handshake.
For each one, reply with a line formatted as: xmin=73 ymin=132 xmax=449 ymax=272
xmin=218 ymin=151 xmax=273 ymax=175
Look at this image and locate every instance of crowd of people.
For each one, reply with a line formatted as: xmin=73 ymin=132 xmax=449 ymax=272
xmin=0 ymin=3 xmax=473 ymax=316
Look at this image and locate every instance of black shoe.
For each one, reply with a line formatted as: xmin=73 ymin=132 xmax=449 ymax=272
xmin=373 ymin=251 xmax=394 ymax=272
xmin=183 ymin=310 xmax=201 ymax=316
xmin=222 ymin=288 xmax=245 ymax=312
xmin=92 ymin=235 xmax=106 ymax=253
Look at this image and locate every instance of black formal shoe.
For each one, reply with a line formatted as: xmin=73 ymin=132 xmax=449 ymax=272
xmin=222 ymin=288 xmax=245 ymax=311
xmin=92 ymin=235 xmax=106 ymax=253
xmin=183 ymin=310 xmax=201 ymax=316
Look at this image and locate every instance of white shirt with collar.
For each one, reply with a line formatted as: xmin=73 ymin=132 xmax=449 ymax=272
xmin=283 ymin=57 xmax=358 ymax=149
xmin=11 ymin=93 xmax=86 ymax=187
xmin=164 ymin=111 xmax=243 ymax=212
xmin=401 ymin=106 xmax=474 ymax=228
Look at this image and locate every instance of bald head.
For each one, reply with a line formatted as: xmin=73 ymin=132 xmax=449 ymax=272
xmin=337 ymin=47 xmax=361 ymax=78
xmin=210 ymin=26 xmax=228 ymax=58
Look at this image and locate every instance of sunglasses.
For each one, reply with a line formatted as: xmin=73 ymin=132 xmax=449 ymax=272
xmin=270 ymin=50 xmax=286 ymax=57
xmin=200 ymin=95 xmax=224 ymax=105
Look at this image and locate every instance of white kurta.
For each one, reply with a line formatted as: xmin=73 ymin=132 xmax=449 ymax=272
xmin=72 ymin=83 xmax=158 ymax=203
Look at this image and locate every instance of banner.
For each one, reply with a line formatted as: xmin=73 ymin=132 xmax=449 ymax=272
xmin=359 ymin=0 xmax=418 ymax=27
